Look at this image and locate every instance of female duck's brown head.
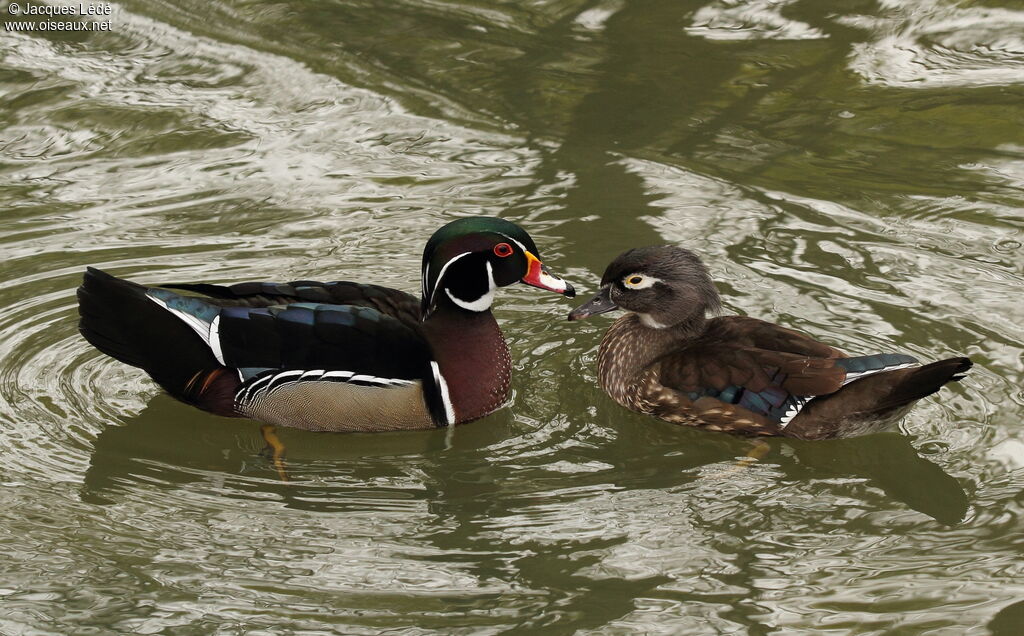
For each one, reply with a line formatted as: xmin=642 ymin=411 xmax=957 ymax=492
xmin=568 ymin=246 xmax=720 ymax=329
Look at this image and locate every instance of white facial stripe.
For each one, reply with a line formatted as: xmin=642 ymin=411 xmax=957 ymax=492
xmin=445 ymin=261 xmax=496 ymax=312
xmin=623 ymin=273 xmax=662 ymax=290
xmin=429 ymin=251 xmax=471 ymax=307
xmin=422 ymin=261 xmax=430 ymax=300
xmin=431 ymin=361 xmax=456 ymax=425
xmin=503 ymin=235 xmax=529 ymax=254
xmin=500 ymin=233 xmax=569 ymax=290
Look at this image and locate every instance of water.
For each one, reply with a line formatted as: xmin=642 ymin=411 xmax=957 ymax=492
xmin=1 ymin=0 xmax=1023 ymax=633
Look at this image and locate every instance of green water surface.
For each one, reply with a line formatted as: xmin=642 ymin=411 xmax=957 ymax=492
xmin=1 ymin=0 xmax=1023 ymax=633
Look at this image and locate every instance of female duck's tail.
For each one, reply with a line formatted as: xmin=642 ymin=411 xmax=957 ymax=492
xmin=787 ymin=356 xmax=972 ymax=439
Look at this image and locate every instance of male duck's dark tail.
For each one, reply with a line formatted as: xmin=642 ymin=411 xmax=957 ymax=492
xmin=787 ymin=356 xmax=972 ymax=439
xmin=77 ymin=267 xmax=238 ymax=415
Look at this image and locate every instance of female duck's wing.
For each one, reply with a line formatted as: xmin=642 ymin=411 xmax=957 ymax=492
xmin=707 ymin=316 xmax=847 ymax=359
xmin=162 ymin=280 xmax=421 ymax=327
xmin=649 ymin=341 xmax=917 ymax=435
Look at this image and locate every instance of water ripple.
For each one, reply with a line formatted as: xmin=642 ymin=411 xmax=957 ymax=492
xmin=1 ymin=0 xmax=1023 ymax=633
xmin=846 ymin=1 xmax=1024 ymax=88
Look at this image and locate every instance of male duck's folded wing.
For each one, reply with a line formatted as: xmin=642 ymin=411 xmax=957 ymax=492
xmin=145 ymin=288 xmax=452 ymax=424
xmin=163 ymin=280 xmax=421 ymax=327
xmin=186 ymin=299 xmax=433 ymax=379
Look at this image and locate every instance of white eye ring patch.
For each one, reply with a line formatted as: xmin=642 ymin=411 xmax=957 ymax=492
xmin=622 ymin=273 xmax=661 ymax=290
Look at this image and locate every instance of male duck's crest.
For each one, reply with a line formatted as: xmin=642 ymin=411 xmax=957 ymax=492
xmin=77 ymin=216 xmax=575 ymax=433
xmin=569 ymin=245 xmax=971 ymax=440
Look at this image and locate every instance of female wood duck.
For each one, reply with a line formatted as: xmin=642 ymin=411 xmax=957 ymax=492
xmin=568 ymin=246 xmax=971 ymax=440
xmin=78 ymin=217 xmax=575 ymax=432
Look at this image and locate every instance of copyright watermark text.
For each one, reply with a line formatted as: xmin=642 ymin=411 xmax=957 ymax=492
xmin=5 ymin=2 xmax=113 ymax=31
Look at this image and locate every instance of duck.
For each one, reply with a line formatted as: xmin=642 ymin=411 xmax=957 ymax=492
xmin=567 ymin=246 xmax=971 ymax=440
xmin=78 ymin=217 xmax=576 ymax=433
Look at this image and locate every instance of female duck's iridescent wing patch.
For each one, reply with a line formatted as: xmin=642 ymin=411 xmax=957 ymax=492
xmin=659 ymin=346 xmax=920 ymax=430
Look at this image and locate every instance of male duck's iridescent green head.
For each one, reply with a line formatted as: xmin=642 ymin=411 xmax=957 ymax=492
xmin=420 ymin=217 xmax=575 ymax=318
xmin=568 ymin=245 xmax=720 ymax=329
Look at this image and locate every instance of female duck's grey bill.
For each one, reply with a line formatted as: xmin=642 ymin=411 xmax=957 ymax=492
xmin=567 ymin=285 xmax=618 ymax=321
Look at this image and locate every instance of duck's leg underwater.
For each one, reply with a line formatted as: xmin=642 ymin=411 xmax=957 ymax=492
xmin=260 ymin=424 xmax=289 ymax=482
xmin=709 ymin=439 xmax=771 ymax=478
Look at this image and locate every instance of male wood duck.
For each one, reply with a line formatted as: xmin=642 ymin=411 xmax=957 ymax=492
xmin=568 ymin=246 xmax=971 ymax=440
xmin=78 ymin=217 xmax=575 ymax=433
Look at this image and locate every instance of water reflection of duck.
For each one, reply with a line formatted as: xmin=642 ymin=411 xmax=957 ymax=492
xmin=77 ymin=217 xmax=575 ymax=433
xmin=569 ymin=246 xmax=971 ymax=440
xmin=80 ymin=394 xmax=451 ymax=508
xmin=80 ymin=397 xmax=969 ymax=525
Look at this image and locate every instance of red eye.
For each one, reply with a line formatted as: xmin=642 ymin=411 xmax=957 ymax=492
xmin=493 ymin=242 xmax=513 ymax=258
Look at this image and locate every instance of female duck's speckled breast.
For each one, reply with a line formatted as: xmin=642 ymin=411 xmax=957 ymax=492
xmin=597 ymin=314 xmax=690 ymax=411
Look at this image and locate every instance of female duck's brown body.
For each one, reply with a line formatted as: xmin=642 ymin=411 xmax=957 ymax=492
xmin=572 ymin=246 xmax=971 ymax=440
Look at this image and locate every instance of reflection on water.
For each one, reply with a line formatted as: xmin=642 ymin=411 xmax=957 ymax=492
xmin=1 ymin=0 xmax=1023 ymax=632
xmin=84 ymin=399 xmax=969 ymax=527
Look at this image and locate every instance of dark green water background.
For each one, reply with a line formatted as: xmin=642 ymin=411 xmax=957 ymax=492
xmin=2 ymin=0 xmax=1023 ymax=633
